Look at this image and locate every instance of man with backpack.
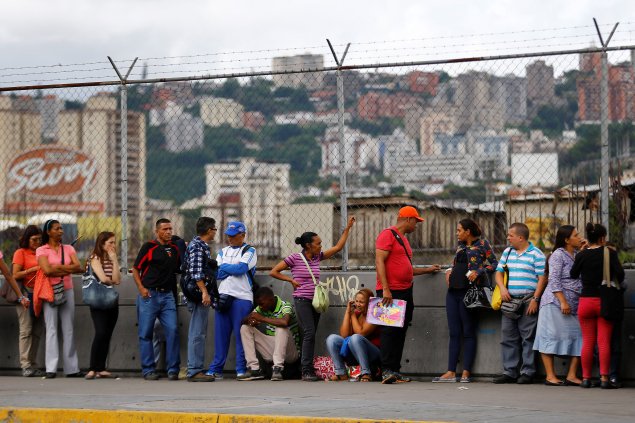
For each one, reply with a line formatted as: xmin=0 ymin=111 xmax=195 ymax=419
xmin=375 ymin=206 xmax=440 ymax=384
xmin=182 ymin=217 xmax=218 ymax=382
xmin=205 ymin=221 xmax=257 ymax=380
xmin=132 ymin=218 xmax=181 ymax=381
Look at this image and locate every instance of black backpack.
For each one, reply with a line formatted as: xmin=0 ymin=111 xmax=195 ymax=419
xmin=180 ymin=243 xmax=219 ymax=303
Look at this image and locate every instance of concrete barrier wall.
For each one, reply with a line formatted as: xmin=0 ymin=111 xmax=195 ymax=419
xmin=1 ymin=271 xmax=634 ymax=378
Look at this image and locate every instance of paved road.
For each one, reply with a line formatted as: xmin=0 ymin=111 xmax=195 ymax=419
xmin=0 ymin=376 xmax=633 ymax=422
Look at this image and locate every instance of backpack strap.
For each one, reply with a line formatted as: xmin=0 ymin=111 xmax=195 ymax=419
xmin=389 ymin=229 xmax=411 ymax=264
xmin=240 ymin=244 xmax=256 ymax=288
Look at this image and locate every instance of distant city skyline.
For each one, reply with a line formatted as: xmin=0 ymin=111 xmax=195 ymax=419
xmin=1 ymin=1 xmax=633 ymax=87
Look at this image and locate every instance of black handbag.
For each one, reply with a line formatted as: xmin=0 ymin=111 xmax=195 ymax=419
xmin=82 ymin=263 xmax=119 ymax=309
xmin=600 ymin=247 xmax=624 ymax=322
xmin=463 ymin=284 xmax=493 ymax=309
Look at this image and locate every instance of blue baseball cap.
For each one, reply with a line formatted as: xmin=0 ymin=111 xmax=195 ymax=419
xmin=225 ymin=221 xmax=246 ymax=236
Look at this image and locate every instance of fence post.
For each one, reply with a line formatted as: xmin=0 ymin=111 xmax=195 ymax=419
xmin=108 ymin=57 xmax=138 ymax=271
xmin=600 ymin=50 xmax=610 ymax=233
xmin=593 ymin=20 xmax=619 ymax=236
xmin=119 ymin=84 xmax=129 ymax=270
xmin=327 ymin=40 xmax=351 ymax=270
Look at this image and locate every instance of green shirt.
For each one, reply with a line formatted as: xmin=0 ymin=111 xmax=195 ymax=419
xmin=254 ymin=296 xmax=300 ymax=349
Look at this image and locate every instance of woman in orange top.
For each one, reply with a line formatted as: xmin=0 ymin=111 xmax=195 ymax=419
xmin=11 ymin=225 xmax=44 ymax=377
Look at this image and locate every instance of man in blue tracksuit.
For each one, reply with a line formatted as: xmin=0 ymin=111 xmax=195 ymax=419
xmin=206 ymin=221 xmax=256 ymax=379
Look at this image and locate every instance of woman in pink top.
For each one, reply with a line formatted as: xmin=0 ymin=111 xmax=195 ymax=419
xmin=270 ymin=216 xmax=355 ymax=381
xmin=36 ymin=219 xmax=82 ymax=379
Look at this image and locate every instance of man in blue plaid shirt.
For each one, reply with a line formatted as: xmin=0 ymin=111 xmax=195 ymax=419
xmin=185 ymin=217 xmax=218 ymax=382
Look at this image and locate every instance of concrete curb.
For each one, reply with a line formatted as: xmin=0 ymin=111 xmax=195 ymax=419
xmin=0 ymin=408 xmax=452 ymax=423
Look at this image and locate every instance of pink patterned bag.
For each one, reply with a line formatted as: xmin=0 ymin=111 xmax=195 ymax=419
xmin=312 ymin=356 xmax=335 ymax=380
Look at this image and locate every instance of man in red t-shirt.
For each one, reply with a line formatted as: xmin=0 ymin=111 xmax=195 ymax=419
xmin=375 ymin=206 xmax=440 ymax=384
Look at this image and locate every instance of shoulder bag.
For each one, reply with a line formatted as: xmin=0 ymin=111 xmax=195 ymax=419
xmin=599 ymin=247 xmax=624 ymax=322
xmin=299 ymin=253 xmax=329 ymax=313
xmin=491 ymin=249 xmax=512 ymax=311
xmin=82 ymin=259 xmax=119 ymax=309
xmin=51 ymin=245 xmax=67 ymax=307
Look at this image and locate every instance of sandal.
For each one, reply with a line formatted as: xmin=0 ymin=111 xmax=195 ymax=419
xmin=359 ymin=374 xmax=372 ymax=382
xmin=328 ymin=374 xmax=348 ymax=381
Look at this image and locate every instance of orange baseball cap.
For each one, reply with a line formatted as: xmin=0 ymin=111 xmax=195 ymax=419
xmin=398 ymin=206 xmax=424 ymax=222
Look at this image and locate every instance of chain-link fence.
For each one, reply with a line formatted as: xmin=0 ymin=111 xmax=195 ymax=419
xmin=1 ymin=36 xmax=635 ymax=269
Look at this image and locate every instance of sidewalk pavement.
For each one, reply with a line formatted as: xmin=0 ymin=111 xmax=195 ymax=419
xmin=0 ymin=375 xmax=633 ymax=423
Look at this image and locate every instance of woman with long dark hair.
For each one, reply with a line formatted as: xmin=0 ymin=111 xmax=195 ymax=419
xmin=325 ymin=288 xmax=381 ymax=382
xmin=533 ymin=225 xmax=584 ymax=386
xmin=85 ymin=231 xmax=121 ymax=380
xmin=270 ymin=216 xmax=355 ymax=381
xmin=433 ymin=218 xmax=497 ymax=383
xmin=570 ymin=223 xmax=624 ymax=389
xmin=11 ymin=225 xmax=44 ymax=377
xmin=37 ymin=219 xmax=83 ymax=378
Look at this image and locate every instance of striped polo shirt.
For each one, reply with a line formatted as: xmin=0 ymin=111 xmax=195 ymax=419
xmin=496 ymin=243 xmax=545 ymax=296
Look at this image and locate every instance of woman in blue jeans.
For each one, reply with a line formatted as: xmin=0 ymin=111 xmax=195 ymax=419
xmin=433 ymin=219 xmax=497 ymax=383
xmin=326 ymin=288 xmax=380 ymax=382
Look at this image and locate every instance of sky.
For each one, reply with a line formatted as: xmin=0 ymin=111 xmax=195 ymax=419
xmin=1 ymin=0 xmax=634 ymax=87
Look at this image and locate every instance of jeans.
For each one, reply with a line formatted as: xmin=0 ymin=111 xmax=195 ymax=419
xmin=187 ymin=301 xmax=210 ymax=377
xmin=208 ymin=298 xmax=253 ymax=375
xmin=136 ymin=290 xmax=180 ymax=376
xmin=376 ymin=287 xmax=414 ymax=373
xmin=294 ymin=297 xmax=321 ymax=373
xmin=446 ymin=288 xmax=477 ymax=372
xmin=326 ymin=333 xmax=380 ymax=376
xmin=89 ymin=306 xmax=119 ymax=372
xmin=501 ymin=303 xmax=537 ymax=378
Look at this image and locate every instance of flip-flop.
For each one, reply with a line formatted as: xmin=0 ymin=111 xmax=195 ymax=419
xmin=564 ymin=379 xmax=581 ymax=386
xmin=544 ymin=380 xmax=565 ymax=386
xmin=432 ymin=376 xmax=457 ymax=383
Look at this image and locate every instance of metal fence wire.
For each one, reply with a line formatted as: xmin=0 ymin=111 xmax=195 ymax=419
xmin=1 ymin=40 xmax=635 ymax=269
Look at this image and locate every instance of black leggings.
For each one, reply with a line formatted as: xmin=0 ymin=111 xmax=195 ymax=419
xmin=89 ymin=306 xmax=119 ymax=371
xmin=446 ymin=288 xmax=478 ymax=373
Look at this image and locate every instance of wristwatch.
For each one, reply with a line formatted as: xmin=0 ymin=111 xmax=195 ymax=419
xmin=532 ymin=296 xmax=540 ymax=302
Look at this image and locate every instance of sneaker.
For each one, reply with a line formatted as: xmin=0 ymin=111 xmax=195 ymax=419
xmin=271 ymin=366 xmax=284 ymax=381
xmin=394 ymin=372 xmax=411 ymax=383
xmin=238 ymin=368 xmax=265 ymax=381
xmin=609 ymin=377 xmax=622 ymax=389
xmin=22 ymin=368 xmax=35 ymax=377
xmin=205 ymin=371 xmax=223 ymax=380
xmin=144 ymin=371 xmax=160 ymax=381
xmin=516 ymin=374 xmax=533 ymax=385
xmin=187 ymin=372 xmax=215 ymax=382
xmin=301 ymin=371 xmax=319 ymax=381
xmin=167 ymin=372 xmax=179 ymax=381
xmin=381 ymin=370 xmax=398 ymax=384
xmin=44 ymin=372 xmax=56 ymax=379
xmin=492 ymin=374 xmax=516 ymax=384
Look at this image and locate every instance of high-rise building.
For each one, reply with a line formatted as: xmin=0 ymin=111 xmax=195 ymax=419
xmin=271 ymin=54 xmax=324 ymax=90
xmin=200 ymin=97 xmax=244 ymax=128
xmin=526 ymin=60 xmax=556 ymax=106
xmin=319 ymin=126 xmax=380 ymax=177
xmin=200 ymin=158 xmax=291 ymax=257
xmin=577 ymin=53 xmax=635 ymax=122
